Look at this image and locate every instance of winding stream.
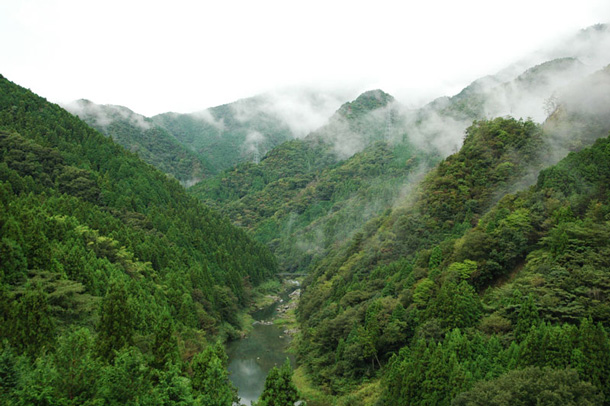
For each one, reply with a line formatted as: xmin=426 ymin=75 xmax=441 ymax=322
xmin=226 ymin=292 xmax=296 ymax=405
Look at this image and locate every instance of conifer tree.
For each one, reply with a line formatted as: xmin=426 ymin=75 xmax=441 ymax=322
xmin=515 ymin=294 xmax=540 ymax=341
xmin=256 ymin=359 xmax=298 ymax=406
xmin=53 ymin=328 xmax=99 ymax=405
xmin=191 ymin=343 xmax=239 ymax=406
xmin=575 ymin=318 xmax=610 ymax=401
xmin=96 ymin=279 xmax=135 ymax=361
xmin=151 ymin=310 xmax=179 ymax=370
xmin=11 ymin=282 xmax=55 ymax=355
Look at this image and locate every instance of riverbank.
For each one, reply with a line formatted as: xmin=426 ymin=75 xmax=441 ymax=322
xmin=226 ymin=277 xmax=301 ymax=405
xmin=273 ymin=285 xmax=300 ymax=336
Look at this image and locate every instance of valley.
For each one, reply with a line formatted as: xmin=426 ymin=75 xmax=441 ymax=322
xmin=2 ymin=23 xmax=610 ymax=406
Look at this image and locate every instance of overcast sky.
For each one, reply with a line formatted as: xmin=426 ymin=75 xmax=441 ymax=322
xmin=1 ymin=0 xmax=609 ymax=116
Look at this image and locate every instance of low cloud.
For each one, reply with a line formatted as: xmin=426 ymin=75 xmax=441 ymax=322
xmin=229 ymin=89 xmax=346 ymax=138
xmin=242 ymin=130 xmax=266 ymax=162
xmin=403 ymin=107 xmax=470 ymax=157
xmin=191 ymin=109 xmax=226 ymax=131
xmin=64 ymin=99 xmax=152 ymax=131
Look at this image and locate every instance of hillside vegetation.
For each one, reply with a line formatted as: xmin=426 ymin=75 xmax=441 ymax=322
xmin=295 ymin=73 xmax=610 ymax=404
xmin=0 ymin=74 xmax=276 ymax=404
xmin=64 ymin=99 xmax=214 ymax=185
xmin=191 ymin=90 xmax=440 ymax=272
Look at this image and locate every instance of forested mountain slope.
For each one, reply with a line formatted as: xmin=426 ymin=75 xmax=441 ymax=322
xmin=68 ymin=91 xmax=343 ymax=181
xmin=190 ymin=90 xmax=440 ymax=271
xmin=64 ymin=99 xmax=213 ymax=185
xmin=151 ymin=97 xmax=293 ymax=173
xmin=190 ymin=58 xmax=609 ymax=276
xmin=152 ymin=91 xmax=343 ymax=173
xmin=0 ymin=74 xmax=276 ymax=404
xmin=295 ymin=69 xmax=610 ymax=405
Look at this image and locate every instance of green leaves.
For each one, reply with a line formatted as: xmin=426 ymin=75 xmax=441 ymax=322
xmin=257 ymin=359 xmax=298 ymax=406
xmin=453 ymin=367 xmax=603 ymax=406
xmin=191 ymin=343 xmax=239 ymax=406
xmin=96 ymin=279 xmax=135 ymax=361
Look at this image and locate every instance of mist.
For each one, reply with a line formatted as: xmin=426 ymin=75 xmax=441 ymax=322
xmin=191 ymin=109 xmax=226 ymax=131
xmin=543 ymin=64 xmax=610 ymax=163
xmin=227 ymin=89 xmax=349 ymax=139
xmin=64 ymin=99 xmax=153 ymax=131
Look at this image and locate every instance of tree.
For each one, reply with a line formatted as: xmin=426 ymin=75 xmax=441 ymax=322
xmin=153 ymin=363 xmax=196 ymax=406
xmin=0 ymin=342 xmax=19 ymax=404
xmin=96 ymin=279 xmax=135 ymax=361
xmin=256 ymin=359 xmax=298 ymax=406
xmin=97 ymin=346 xmax=153 ymax=405
xmin=575 ymin=318 xmax=610 ymax=401
xmin=10 ymin=282 xmax=55 ymax=355
xmin=515 ymin=294 xmax=540 ymax=341
xmin=191 ymin=343 xmax=238 ymax=406
xmin=453 ymin=366 xmax=603 ymax=406
xmin=52 ymin=328 xmax=100 ymax=405
xmin=429 ymin=281 xmax=481 ymax=330
xmin=151 ymin=310 xmax=179 ymax=370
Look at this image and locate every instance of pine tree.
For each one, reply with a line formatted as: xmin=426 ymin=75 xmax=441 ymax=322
xmin=191 ymin=343 xmax=238 ymax=406
xmin=575 ymin=318 xmax=610 ymax=402
xmin=96 ymin=279 xmax=135 ymax=361
xmin=431 ymin=281 xmax=481 ymax=330
xmin=515 ymin=294 xmax=540 ymax=341
xmin=53 ymin=328 xmax=100 ymax=405
xmin=257 ymin=359 xmax=298 ymax=406
xmin=0 ymin=342 xmax=19 ymax=404
xmin=11 ymin=282 xmax=55 ymax=355
xmin=97 ymin=346 xmax=153 ymax=405
xmin=151 ymin=310 xmax=179 ymax=370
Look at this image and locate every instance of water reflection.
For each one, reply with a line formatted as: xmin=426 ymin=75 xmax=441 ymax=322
xmin=226 ymin=303 xmax=295 ymax=405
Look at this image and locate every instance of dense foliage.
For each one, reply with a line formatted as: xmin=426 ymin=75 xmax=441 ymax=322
xmin=152 ymin=97 xmax=294 ymax=173
xmin=2 ymin=33 xmax=610 ymax=404
xmin=295 ymin=114 xmax=610 ymax=404
xmin=65 ymin=99 xmax=214 ymax=185
xmin=256 ymin=359 xmax=299 ymax=406
xmin=191 ymin=90 xmax=439 ymax=272
xmin=0 ymin=74 xmax=276 ymax=404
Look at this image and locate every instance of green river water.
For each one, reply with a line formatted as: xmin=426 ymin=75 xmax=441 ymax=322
xmin=226 ymin=292 xmax=296 ymax=405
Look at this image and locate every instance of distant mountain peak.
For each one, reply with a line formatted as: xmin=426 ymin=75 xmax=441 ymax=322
xmin=337 ymin=89 xmax=395 ymax=118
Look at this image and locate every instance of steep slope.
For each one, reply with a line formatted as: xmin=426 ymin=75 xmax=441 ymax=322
xmin=295 ymin=68 xmax=610 ymax=404
xmin=191 ymin=59 xmax=606 ymax=274
xmin=190 ymin=26 xmax=610 ymax=263
xmin=407 ymin=23 xmax=610 ymax=157
xmin=68 ymin=91 xmax=342 ymax=180
xmin=544 ymin=65 xmax=610 ymax=158
xmin=0 ymin=74 xmax=276 ymax=403
xmin=410 ymin=57 xmax=592 ymax=157
xmin=296 ymin=117 xmax=545 ymax=387
xmin=191 ymin=90 xmax=439 ymax=272
xmin=379 ymin=133 xmax=610 ymax=406
xmin=64 ymin=99 xmax=213 ymax=185
xmin=153 ymin=91 xmax=342 ymax=173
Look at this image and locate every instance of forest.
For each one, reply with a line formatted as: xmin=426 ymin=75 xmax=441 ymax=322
xmin=0 ymin=74 xmax=277 ymax=404
xmin=2 ymin=25 xmax=610 ymax=406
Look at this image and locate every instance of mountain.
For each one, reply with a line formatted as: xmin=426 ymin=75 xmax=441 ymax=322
xmin=151 ymin=90 xmax=343 ymax=173
xmin=190 ymin=53 xmax=610 ymax=275
xmin=151 ymin=97 xmax=293 ymax=173
xmin=295 ymin=66 xmax=610 ymax=405
xmin=187 ymin=25 xmax=610 ymax=404
xmin=68 ymin=91 xmax=344 ymax=181
xmin=64 ymin=99 xmax=213 ymax=185
xmin=3 ymin=22 xmax=610 ymax=406
xmin=190 ymin=90 xmax=441 ymax=272
xmin=0 ymin=74 xmax=276 ymax=404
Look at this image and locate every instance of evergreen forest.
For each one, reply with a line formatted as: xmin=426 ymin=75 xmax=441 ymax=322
xmin=2 ymin=23 xmax=610 ymax=406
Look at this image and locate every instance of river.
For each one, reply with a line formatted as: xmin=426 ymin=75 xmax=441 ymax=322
xmin=226 ymin=291 xmax=297 ymax=405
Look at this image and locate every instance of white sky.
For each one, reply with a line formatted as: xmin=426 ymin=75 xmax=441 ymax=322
xmin=1 ymin=0 xmax=609 ymax=116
